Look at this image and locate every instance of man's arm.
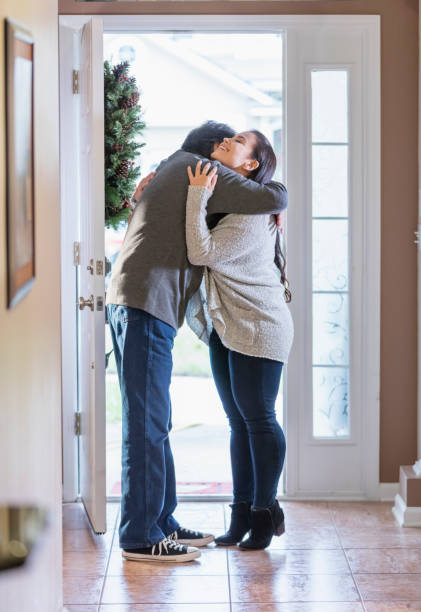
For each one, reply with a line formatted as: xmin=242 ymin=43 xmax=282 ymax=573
xmin=134 ymin=150 xmax=287 ymax=215
xmin=207 ymin=161 xmax=288 ymax=216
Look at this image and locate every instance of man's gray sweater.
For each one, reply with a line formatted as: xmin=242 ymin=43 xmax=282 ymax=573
xmin=106 ymin=149 xmax=288 ymax=330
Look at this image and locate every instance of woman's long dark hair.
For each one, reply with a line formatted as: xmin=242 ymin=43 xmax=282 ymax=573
xmin=248 ymin=130 xmax=291 ymax=303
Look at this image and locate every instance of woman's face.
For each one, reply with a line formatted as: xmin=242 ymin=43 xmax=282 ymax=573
xmin=211 ymin=131 xmax=259 ymax=176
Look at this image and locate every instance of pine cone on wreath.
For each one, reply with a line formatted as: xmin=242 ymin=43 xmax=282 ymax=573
xmin=121 ymin=92 xmax=140 ymax=110
xmin=116 ymin=160 xmax=130 ymax=178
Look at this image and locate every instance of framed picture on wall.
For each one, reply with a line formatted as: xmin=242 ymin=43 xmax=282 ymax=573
xmin=5 ymin=19 xmax=35 ymax=309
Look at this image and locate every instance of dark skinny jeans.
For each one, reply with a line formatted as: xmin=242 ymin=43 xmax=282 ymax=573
xmin=209 ymin=329 xmax=286 ymax=508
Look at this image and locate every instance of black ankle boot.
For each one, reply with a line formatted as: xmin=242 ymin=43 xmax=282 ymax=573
xmin=238 ymin=500 xmax=285 ymax=550
xmin=215 ymin=501 xmax=251 ymax=546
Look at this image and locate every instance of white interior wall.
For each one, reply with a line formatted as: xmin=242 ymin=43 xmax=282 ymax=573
xmin=0 ymin=0 xmax=63 ymax=609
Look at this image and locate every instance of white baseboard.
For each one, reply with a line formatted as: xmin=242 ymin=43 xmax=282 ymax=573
xmin=378 ymin=482 xmax=399 ymax=501
xmin=392 ymin=493 xmax=421 ymax=527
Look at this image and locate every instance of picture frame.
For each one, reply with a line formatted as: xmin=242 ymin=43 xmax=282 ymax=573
xmin=5 ymin=19 xmax=35 ymax=309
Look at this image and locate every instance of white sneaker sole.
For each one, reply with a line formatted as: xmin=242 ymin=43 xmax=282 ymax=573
xmin=122 ymin=548 xmax=201 ymax=563
xmin=176 ymin=534 xmax=215 ymax=547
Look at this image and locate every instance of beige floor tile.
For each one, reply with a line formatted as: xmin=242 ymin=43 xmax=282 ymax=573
xmin=228 ymin=548 xmax=350 ymax=574
xmin=63 ymin=549 xmax=109 ymax=576
xmin=338 ymin=527 xmax=421 ymax=549
xmin=231 ymin=604 xmax=364 ymax=612
xmin=63 ymin=526 xmax=114 ymax=552
xmin=345 ymin=548 xmax=421 ymax=573
xmin=364 ymin=603 xmax=421 ymax=611
xmin=229 ymin=573 xmax=359 ymax=603
xmin=101 ymin=574 xmax=230 ymax=604
xmin=63 ymin=503 xmax=92 ymax=530
xmin=107 ymin=548 xmax=227 ymax=576
xmin=63 ymin=502 xmax=119 ymax=532
xmin=329 ymin=502 xmax=396 ymax=528
xmin=354 ymin=574 xmax=421 ymax=600
xmin=280 ymin=501 xmax=333 ymax=525
xmin=63 ymin=576 xmax=104 ymax=605
xmin=99 ymin=606 xmax=230 ymax=611
xmin=266 ymin=525 xmax=342 ymax=550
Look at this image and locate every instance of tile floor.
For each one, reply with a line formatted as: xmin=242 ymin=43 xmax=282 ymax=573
xmin=63 ymin=500 xmax=421 ymax=611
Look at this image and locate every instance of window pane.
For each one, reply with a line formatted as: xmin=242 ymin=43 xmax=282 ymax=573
xmin=313 ymin=367 xmax=350 ymax=437
xmin=313 ymin=220 xmax=348 ymax=291
xmin=312 ymin=145 xmax=348 ymax=218
xmin=313 ymin=293 xmax=349 ymax=366
xmin=312 ymin=71 xmax=348 ymax=143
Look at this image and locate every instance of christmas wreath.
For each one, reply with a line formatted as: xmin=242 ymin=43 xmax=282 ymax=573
xmin=104 ymin=60 xmax=145 ymax=229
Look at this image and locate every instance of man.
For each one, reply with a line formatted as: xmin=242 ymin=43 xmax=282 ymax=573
xmin=106 ymin=121 xmax=288 ymax=562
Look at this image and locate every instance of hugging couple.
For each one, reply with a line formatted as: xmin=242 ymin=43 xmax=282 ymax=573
xmin=106 ymin=120 xmax=294 ymax=563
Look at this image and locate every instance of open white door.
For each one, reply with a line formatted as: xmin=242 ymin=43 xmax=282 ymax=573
xmin=60 ymin=15 xmax=106 ymax=528
xmin=77 ymin=16 xmax=106 ymax=532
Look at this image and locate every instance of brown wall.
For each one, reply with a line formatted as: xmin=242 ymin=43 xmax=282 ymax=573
xmin=0 ymin=1 xmax=62 ymax=609
xmin=60 ymin=0 xmax=419 ymax=483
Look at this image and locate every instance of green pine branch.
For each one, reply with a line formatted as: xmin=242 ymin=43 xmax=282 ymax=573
xmin=104 ymin=60 xmax=146 ymax=229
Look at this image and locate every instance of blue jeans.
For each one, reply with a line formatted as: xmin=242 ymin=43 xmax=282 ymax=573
xmin=107 ymin=304 xmax=179 ymax=548
xmin=209 ymin=329 xmax=286 ymax=508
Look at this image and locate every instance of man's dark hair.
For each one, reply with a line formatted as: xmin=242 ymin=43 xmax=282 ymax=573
xmin=181 ymin=120 xmax=236 ymax=159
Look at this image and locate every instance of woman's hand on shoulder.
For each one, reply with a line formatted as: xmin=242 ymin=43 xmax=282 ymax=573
xmin=187 ymin=160 xmax=218 ymax=193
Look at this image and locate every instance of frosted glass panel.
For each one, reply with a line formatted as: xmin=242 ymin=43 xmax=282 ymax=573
xmin=312 ymin=145 xmax=348 ymax=218
xmin=313 ymin=293 xmax=349 ymax=366
xmin=313 ymin=220 xmax=348 ymax=291
xmin=313 ymin=367 xmax=349 ymax=437
xmin=312 ymin=71 xmax=348 ymax=143
xmin=311 ymin=70 xmax=350 ymax=439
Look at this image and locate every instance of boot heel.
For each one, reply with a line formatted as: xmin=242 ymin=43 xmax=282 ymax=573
xmin=275 ymin=520 xmax=285 ymax=536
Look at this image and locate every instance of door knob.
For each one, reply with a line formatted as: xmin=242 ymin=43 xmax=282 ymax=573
xmin=78 ymin=295 xmax=94 ymax=311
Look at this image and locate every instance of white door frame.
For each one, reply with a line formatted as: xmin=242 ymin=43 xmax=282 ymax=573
xmin=60 ymin=18 xmax=82 ymax=502
xmin=284 ymin=19 xmax=380 ymax=500
xmin=60 ymin=13 xmax=381 ymax=501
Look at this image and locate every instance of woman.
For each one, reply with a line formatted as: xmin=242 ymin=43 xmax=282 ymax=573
xmin=185 ymin=131 xmax=294 ymax=551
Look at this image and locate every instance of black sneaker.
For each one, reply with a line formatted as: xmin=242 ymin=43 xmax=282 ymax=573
xmin=168 ymin=526 xmax=215 ymax=547
xmin=122 ymin=537 xmax=200 ymax=562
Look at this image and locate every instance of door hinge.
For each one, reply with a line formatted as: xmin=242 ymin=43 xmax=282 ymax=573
xmin=74 ymin=412 xmax=81 ymax=436
xmin=73 ymin=242 xmax=80 ymax=266
xmin=72 ymin=69 xmax=79 ymax=94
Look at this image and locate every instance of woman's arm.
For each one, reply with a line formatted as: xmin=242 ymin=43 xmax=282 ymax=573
xmin=186 ymin=185 xmax=245 ymax=267
xmin=185 ymin=162 xmax=245 ymax=266
xmin=186 ymin=185 xmax=217 ymax=266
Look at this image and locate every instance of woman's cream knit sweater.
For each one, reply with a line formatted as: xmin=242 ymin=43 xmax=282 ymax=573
xmin=185 ymin=185 xmax=294 ymax=363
